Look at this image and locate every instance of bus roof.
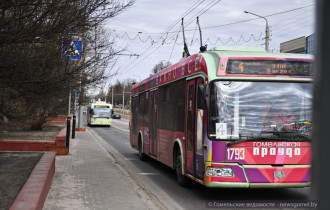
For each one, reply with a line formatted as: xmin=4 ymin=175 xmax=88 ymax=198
xmin=88 ymin=101 xmax=112 ymax=109
xmin=207 ymin=46 xmax=313 ymax=59
xmin=209 ymin=46 xmax=266 ymax=52
xmin=131 ymin=46 xmax=313 ymax=95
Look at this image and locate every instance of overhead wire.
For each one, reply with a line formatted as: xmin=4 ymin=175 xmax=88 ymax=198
xmin=271 ymin=8 xmax=314 ymax=27
xmin=109 ymin=3 xmax=314 ymax=50
xmin=275 ymin=22 xmax=314 ymax=38
xmin=111 ymin=4 xmax=314 ymax=35
xmin=118 ymin=0 xmax=207 ymax=75
xmin=271 ymin=8 xmax=314 ymax=39
xmin=120 ymin=0 xmax=224 ymax=73
xmin=114 ymin=3 xmax=315 ymax=77
xmin=184 ymin=0 xmax=222 ymax=29
xmin=274 ymin=20 xmax=314 ymax=38
xmin=272 ymin=14 xmax=314 ymax=35
xmin=190 ymin=24 xmax=198 ymax=47
xmin=187 ymin=4 xmax=315 ymax=31
xmin=167 ymin=28 xmax=181 ymax=65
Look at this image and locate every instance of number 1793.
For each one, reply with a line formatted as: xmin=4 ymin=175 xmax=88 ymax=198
xmin=227 ymin=148 xmax=245 ymax=160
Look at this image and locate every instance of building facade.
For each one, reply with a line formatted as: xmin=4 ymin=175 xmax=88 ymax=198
xmin=280 ymin=34 xmax=315 ymax=54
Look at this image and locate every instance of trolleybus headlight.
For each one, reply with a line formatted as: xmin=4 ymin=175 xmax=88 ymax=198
xmin=206 ymin=167 xmax=233 ymax=177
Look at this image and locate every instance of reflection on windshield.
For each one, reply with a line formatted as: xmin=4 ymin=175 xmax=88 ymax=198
xmin=209 ymin=81 xmax=312 ymax=141
xmin=91 ymin=108 xmax=112 ymax=117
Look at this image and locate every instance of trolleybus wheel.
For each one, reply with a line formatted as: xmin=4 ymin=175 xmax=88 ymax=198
xmin=176 ymin=153 xmax=189 ymax=187
xmin=138 ymin=139 xmax=147 ymax=161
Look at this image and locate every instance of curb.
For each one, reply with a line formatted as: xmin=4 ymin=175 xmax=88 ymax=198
xmin=10 ymin=151 xmax=56 ymax=210
xmin=75 ymin=127 xmax=86 ymax=132
xmin=0 ymin=127 xmax=68 ymax=155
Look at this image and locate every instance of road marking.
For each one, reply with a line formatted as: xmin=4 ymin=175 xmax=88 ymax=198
xmin=113 ymin=120 xmax=129 ymax=125
xmin=138 ymin=173 xmax=160 ymax=176
xmin=111 ymin=125 xmax=129 ymax=132
xmin=125 ymin=158 xmax=138 ymax=161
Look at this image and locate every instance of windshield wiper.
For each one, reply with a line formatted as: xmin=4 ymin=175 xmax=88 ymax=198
xmin=261 ymin=131 xmax=311 ymax=141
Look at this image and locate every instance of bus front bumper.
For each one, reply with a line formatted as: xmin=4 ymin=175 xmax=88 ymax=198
xmin=204 ymin=162 xmax=311 ymax=188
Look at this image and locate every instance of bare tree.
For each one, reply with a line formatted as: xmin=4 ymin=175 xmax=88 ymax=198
xmin=106 ymin=78 xmax=136 ymax=108
xmin=151 ymin=60 xmax=172 ymax=74
xmin=0 ymin=0 xmax=135 ymax=130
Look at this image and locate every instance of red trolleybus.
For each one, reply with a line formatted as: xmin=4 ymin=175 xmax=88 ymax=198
xmin=130 ymin=46 xmax=312 ymax=188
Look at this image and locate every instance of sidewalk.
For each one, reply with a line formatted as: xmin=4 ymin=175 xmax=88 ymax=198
xmin=43 ymin=128 xmax=157 ymax=210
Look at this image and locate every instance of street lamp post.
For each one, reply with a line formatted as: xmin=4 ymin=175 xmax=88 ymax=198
xmin=244 ymin=11 xmax=269 ymax=52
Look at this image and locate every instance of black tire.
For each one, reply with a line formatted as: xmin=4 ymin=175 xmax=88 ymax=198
xmin=138 ymin=140 xmax=147 ymax=161
xmin=176 ymin=153 xmax=189 ymax=187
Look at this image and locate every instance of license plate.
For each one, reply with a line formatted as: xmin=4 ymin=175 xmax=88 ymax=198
xmin=274 ymin=171 xmax=285 ymax=178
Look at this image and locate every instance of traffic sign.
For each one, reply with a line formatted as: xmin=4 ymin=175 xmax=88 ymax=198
xmin=62 ymin=40 xmax=83 ymax=61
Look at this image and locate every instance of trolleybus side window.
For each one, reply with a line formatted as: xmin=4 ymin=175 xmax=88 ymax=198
xmin=158 ymin=79 xmax=185 ymax=132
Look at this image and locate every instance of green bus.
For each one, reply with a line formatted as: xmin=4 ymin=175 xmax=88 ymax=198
xmin=87 ymin=101 xmax=113 ymax=126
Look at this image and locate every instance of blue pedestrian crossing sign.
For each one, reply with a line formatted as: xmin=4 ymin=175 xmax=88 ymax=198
xmin=62 ymin=40 xmax=83 ymax=61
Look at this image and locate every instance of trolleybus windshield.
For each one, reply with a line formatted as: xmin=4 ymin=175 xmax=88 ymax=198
xmin=90 ymin=108 xmax=111 ymax=118
xmin=208 ymin=81 xmax=312 ymax=141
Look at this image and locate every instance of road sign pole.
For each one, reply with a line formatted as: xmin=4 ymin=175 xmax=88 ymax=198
xmin=72 ymin=90 xmax=76 ymax=139
xmin=66 ymin=89 xmax=71 ymax=149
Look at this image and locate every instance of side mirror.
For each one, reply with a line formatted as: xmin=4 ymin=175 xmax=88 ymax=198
xmin=197 ymin=83 xmax=207 ymax=109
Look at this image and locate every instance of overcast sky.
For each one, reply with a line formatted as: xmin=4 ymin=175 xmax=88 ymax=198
xmin=104 ymin=0 xmax=315 ymax=87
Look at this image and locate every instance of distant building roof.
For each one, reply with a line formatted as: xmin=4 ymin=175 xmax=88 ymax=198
xmin=280 ymin=36 xmax=306 ymax=53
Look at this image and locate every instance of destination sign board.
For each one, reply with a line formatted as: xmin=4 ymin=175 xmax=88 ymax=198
xmin=226 ymin=59 xmax=313 ymax=76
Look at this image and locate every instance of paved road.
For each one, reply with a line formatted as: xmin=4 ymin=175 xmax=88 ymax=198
xmin=93 ymin=116 xmax=312 ymax=210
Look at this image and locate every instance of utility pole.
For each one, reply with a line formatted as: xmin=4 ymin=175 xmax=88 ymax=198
xmin=112 ymin=86 xmax=114 ymax=105
xmin=122 ymin=85 xmax=125 ymax=109
xmin=244 ymin=11 xmax=270 ymax=52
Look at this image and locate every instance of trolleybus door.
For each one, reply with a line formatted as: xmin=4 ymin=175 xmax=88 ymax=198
xmin=130 ymin=96 xmax=139 ymax=147
xmin=195 ymin=78 xmax=205 ymax=180
xmin=186 ymin=79 xmax=205 ymax=180
xmin=149 ymin=90 xmax=158 ymax=157
xmin=186 ymin=80 xmax=196 ymax=177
